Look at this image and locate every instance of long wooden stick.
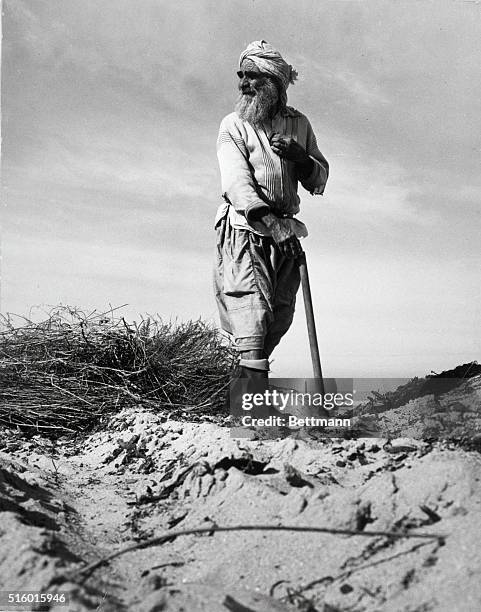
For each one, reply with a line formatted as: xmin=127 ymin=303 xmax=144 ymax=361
xmin=298 ymin=251 xmax=325 ymax=394
xmin=73 ymin=523 xmax=444 ymax=579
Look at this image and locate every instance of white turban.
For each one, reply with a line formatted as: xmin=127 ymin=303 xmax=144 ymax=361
xmin=239 ymin=40 xmax=298 ymax=90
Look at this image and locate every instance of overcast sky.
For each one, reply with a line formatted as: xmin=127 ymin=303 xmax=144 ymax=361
xmin=2 ymin=0 xmax=480 ymax=377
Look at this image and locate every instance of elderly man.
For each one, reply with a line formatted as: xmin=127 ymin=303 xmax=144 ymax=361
xmin=214 ymin=40 xmax=329 ymax=381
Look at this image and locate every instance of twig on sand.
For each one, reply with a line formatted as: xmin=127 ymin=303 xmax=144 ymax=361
xmin=71 ymin=524 xmax=445 ymax=581
xmin=223 ymin=595 xmax=260 ymax=612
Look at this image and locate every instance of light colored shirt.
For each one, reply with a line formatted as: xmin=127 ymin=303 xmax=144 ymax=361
xmin=215 ymin=107 xmax=328 ymax=236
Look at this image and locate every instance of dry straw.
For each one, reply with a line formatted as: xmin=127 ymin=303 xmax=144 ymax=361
xmin=0 ymin=306 xmax=236 ymax=436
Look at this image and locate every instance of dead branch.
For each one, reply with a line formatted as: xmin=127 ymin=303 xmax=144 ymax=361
xmin=71 ymin=523 xmax=445 ymax=580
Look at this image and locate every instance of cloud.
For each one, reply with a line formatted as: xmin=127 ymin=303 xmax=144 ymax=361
xmin=293 ymin=54 xmax=391 ymax=108
xmin=3 ymin=231 xmax=217 ymax=323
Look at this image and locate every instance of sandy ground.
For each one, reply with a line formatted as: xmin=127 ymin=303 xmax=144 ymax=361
xmin=1 ymin=380 xmax=481 ymax=611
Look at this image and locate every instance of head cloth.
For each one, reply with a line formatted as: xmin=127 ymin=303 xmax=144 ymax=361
xmin=239 ymin=40 xmax=298 ymax=91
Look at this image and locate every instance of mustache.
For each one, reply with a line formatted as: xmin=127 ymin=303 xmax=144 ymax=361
xmin=239 ymin=82 xmax=259 ymax=95
xmin=238 ymin=79 xmax=276 ymax=98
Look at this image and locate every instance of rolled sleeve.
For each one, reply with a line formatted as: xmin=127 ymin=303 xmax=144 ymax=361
xmin=216 ymin=115 xmax=269 ymax=217
xmin=299 ymin=120 xmax=329 ymax=195
xmin=245 ymin=201 xmax=270 ymax=222
xmin=301 ymin=155 xmax=329 ymax=195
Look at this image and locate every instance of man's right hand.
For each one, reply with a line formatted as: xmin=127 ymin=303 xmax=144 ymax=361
xmin=257 ymin=212 xmax=303 ymax=259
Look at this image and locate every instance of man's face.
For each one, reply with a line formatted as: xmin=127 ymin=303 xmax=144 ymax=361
xmin=237 ymin=60 xmax=271 ymax=96
xmin=235 ymin=59 xmax=280 ymax=124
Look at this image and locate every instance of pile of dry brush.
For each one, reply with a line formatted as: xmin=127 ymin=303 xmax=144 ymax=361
xmin=0 ymin=306 xmax=236 ymax=436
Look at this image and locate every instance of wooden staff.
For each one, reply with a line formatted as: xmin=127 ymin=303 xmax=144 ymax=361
xmin=298 ymin=250 xmax=325 ymax=395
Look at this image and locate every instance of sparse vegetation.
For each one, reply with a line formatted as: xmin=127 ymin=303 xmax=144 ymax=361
xmin=359 ymin=361 xmax=480 ymax=415
xmin=0 ymin=306 xmax=236 ymax=436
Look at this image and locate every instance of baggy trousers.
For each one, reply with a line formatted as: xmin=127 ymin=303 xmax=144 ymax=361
xmin=214 ymin=214 xmax=301 ymax=356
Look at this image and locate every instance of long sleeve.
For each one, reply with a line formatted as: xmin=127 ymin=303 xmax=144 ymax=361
xmin=299 ymin=119 xmax=329 ymax=195
xmin=216 ymin=115 xmax=270 ymax=221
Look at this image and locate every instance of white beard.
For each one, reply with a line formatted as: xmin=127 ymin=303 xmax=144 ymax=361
xmin=235 ymin=80 xmax=279 ymax=124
